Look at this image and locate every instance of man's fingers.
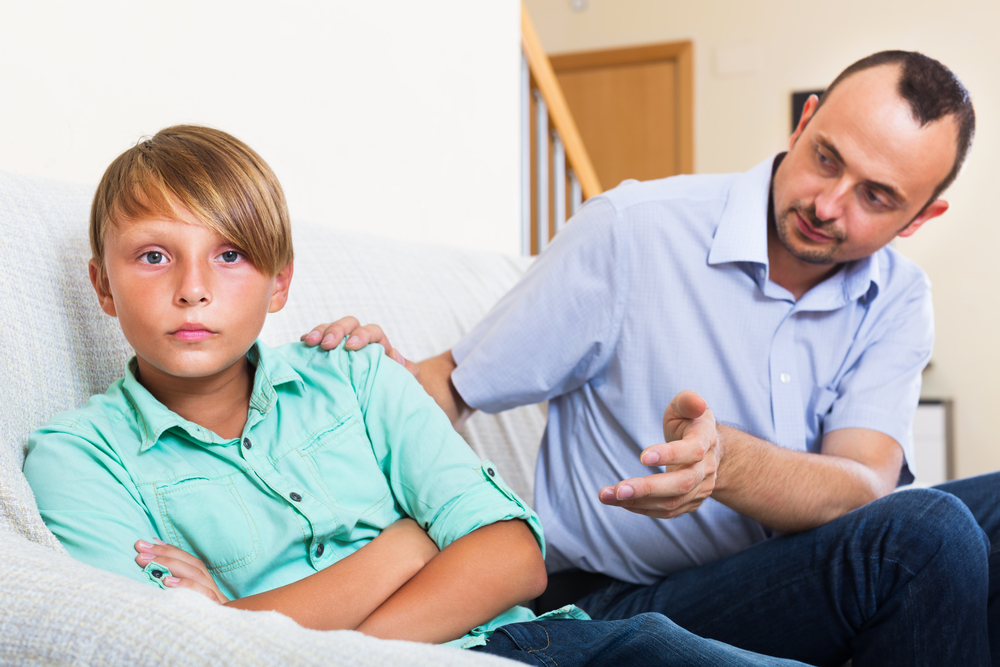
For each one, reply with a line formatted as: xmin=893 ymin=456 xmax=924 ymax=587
xmin=665 ymin=390 xmax=708 ymax=422
xmin=300 ymin=317 xmax=360 ymax=348
xmin=640 ymin=428 xmax=714 ymax=467
xmin=599 ymin=465 xmax=711 ymax=509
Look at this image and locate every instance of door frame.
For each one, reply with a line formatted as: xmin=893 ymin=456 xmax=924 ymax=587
xmin=549 ymin=40 xmax=694 ymax=175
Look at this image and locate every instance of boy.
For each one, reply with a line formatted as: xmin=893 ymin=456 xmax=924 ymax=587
xmin=23 ymin=125 xmax=802 ymax=666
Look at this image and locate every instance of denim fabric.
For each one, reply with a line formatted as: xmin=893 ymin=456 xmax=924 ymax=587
xmin=936 ymin=472 xmax=1000 ymax=665
xmin=472 ymin=614 xmax=808 ymax=666
xmin=576 ymin=483 xmax=993 ymax=667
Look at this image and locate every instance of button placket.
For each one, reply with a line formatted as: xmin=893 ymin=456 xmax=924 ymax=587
xmin=769 ymin=313 xmax=807 ymax=450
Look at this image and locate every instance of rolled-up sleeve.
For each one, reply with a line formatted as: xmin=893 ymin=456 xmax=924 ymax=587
xmin=347 ymin=345 xmax=545 ymax=554
xmin=24 ymin=425 xmax=163 ymax=586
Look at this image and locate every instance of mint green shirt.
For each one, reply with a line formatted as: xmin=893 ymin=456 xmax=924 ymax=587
xmin=24 ymin=341 xmax=586 ymax=648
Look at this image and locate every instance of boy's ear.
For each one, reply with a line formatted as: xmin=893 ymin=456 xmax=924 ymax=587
xmin=88 ymin=259 xmax=118 ymax=317
xmin=268 ymin=262 xmax=294 ymax=313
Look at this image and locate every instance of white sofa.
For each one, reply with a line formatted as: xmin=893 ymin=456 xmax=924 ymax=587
xmin=0 ymin=169 xmax=547 ymax=665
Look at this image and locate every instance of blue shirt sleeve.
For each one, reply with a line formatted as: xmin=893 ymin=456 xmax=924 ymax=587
xmin=822 ymin=272 xmax=934 ymax=484
xmin=451 ymin=196 xmax=630 ymax=413
xmin=345 ymin=345 xmax=546 ymax=554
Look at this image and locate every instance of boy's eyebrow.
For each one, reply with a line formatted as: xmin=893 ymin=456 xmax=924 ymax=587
xmin=817 ymin=136 xmax=905 ymax=206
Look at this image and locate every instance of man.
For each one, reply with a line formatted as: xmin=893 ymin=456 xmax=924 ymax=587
xmin=305 ymin=52 xmax=996 ymax=666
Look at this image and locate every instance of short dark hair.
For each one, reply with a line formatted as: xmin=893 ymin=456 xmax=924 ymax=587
xmin=818 ymin=51 xmax=975 ymax=201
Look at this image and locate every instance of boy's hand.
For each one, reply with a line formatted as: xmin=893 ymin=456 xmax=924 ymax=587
xmin=135 ymin=539 xmax=229 ymax=604
xmin=301 ymin=317 xmax=420 ymax=380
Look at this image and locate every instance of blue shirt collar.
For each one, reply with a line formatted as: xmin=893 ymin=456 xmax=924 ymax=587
xmin=707 ymin=153 xmax=881 ymax=307
xmin=122 ymin=341 xmax=304 ymax=452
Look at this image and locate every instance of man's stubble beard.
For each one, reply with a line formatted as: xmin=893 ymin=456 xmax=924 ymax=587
xmin=774 ymin=202 xmax=844 ymax=265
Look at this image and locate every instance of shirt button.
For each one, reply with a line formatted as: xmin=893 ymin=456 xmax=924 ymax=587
xmin=151 ymin=569 xmax=163 ymax=579
xmin=243 ymin=438 xmax=252 ymax=449
xmin=316 ymin=543 xmax=325 ymax=557
xmin=780 ymin=373 xmax=791 ymax=384
xmin=289 ymin=492 xmax=302 ymax=502
xmin=487 ymin=467 xmax=495 ymax=477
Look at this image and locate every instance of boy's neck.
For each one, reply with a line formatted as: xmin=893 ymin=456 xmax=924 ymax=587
xmin=135 ymin=356 xmax=254 ymax=441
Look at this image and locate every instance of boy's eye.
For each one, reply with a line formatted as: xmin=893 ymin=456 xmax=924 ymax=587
xmin=142 ymin=251 xmax=164 ymax=264
xmin=220 ymin=250 xmax=241 ymax=263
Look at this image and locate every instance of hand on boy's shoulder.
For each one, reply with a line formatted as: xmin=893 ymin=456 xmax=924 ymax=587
xmin=300 ymin=317 xmax=421 ymax=380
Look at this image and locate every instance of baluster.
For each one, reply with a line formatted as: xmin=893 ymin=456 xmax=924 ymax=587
xmin=521 ymin=54 xmax=532 ymax=256
xmin=553 ymin=131 xmax=567 ymax=234
xmin=534 ymin=90 xmax=549 ymax=254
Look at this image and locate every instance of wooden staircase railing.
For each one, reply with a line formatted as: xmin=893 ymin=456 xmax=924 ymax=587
xmin=521 ymin=3 xmax=601 ymax=256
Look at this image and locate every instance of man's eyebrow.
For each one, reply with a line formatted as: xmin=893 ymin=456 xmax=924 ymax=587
xmin=818 ymin=137 xmax=904 ymax=206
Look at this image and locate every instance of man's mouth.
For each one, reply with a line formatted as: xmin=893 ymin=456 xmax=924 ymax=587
xmin=170 ymin=324 xmax=215 ymax=342
xmin=794 ymin=210 xmax=836 ymax=242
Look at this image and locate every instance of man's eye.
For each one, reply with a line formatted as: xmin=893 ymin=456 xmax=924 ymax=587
xmin=142 ymin=251 xmax=164 ymax=264
xmin=864 ymin=188 xmax=884 ymax=206
xmin=220 ymin=250 xmax=241 ymax=263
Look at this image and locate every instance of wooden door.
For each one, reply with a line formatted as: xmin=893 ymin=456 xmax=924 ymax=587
xmin=550 ymin=41 xmax=693 ymax=191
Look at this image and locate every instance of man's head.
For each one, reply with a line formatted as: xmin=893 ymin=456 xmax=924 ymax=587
xmin=88 ymin=125 xmax=294 ymax=381
xmin=772 ymin=51 xmax=974 ymax=268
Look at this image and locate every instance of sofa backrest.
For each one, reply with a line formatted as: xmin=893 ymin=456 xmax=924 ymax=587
xmin=0 ymin=169 xmax=544 ymax=545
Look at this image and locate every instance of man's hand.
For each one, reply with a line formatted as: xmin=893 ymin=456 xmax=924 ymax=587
xmin=135 ymin=539 xmax=229 ymax=604
xmin=598 ymin=390 xmax=720 ymax=519
xmin=301 ymin=317 xmax=420 ymax=379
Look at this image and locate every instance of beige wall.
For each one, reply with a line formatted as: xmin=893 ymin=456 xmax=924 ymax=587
xmin=0 ymin=1 xmax=521 ymax=255
xmin=526 ymin=0 xmax=1000 ymax=477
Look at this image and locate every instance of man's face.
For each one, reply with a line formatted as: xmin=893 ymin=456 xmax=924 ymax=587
xmin=772 ymin=64 xmax=957 ymax=266
xmin=90 ymin=205 xmax=292 ymax=385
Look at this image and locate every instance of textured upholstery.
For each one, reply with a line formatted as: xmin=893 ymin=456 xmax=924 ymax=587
xmin=0 ymin=169 xmax=542 ymax=665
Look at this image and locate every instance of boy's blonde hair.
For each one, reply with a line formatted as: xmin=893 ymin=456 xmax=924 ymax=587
xmin=90 ymin=125 xmax=293 ymax=277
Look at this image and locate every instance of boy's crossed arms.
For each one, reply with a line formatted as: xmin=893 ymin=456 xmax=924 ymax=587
xmin=133 ymin=517 xmax=543 ymax=642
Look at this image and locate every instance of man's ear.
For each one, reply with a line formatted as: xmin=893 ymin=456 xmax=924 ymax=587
xmin=88 ymin=259 xmax=118 ymax=317
xmin=789 ymin=94 xmax=820 ymax=149
xmin=898 ymin=199 xmax=949 ymax=238
xmin=268 ymin=262 xmax=294 ymax=313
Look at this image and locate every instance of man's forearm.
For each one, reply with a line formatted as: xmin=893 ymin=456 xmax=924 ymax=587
xmin=417 ymin=350 xmax=474 ymax=429
xmin=355 ymin=519 xmax=547 ymax=644
xmin=712 ymin=426 xmax=903 ymax=533
xmin=226 ymin=519 xmax=436 ymax=630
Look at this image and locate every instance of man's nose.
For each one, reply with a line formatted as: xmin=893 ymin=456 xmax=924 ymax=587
xmin=175 ymin=263 xmax=212 ymax=306
xmin=814 ymin=178 xmax=851 ymax=222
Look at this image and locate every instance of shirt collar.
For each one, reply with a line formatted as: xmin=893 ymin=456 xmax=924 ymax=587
xmin=122 ymin=341 xmax=304 ymax=452
xmin=707 ymin=152 xmax=882 ymax=306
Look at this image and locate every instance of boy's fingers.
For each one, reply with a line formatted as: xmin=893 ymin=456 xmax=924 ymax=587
xmin=163 ymin=576 xmax=228 ymax=604
xmin=136 ymin=540 xmax=204 ymax=567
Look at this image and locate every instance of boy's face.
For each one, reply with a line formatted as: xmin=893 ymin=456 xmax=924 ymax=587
xmin=89 ymin=204 xmax=292 ymax=383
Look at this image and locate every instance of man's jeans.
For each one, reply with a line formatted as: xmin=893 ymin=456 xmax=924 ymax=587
xmin=473 ymin=614 xmax=809 ymax=666
xmin=573 ymin=472 xmax=998 ymax=667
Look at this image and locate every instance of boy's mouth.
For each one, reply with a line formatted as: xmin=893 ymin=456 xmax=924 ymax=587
xmin=171 ymin=323 xmax=216 ymax=342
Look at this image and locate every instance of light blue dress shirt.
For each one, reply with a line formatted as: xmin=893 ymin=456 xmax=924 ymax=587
xmin=451 ymin=155 xmax=933 ymax=585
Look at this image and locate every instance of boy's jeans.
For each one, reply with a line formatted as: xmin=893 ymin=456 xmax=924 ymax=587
xmin=473 ymin=613 xmax=808 ymax=666
xmin=574 ymin=473 xmax=999 ymax=667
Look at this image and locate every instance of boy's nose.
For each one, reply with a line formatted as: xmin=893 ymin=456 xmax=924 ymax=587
xmin=175 ymin=267 xmax=212 ymax=306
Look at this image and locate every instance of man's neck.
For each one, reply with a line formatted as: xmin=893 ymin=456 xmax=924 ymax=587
xmin=766 ymin=155 xmax=840 ymax=301
xmin=135 ymin=356 xmax=254 ymax=440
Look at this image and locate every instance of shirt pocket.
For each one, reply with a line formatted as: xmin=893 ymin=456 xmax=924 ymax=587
xmin=155 ymin=474 xmax=261 ymax=575
xmin=296 ymin=409 xmax=393 ymax=522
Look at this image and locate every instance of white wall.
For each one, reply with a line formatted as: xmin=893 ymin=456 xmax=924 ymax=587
xmin=526 ymin=0 xmax=1000 ymax=478
xmin=0 ymin=0 xmax=522 ymax=255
